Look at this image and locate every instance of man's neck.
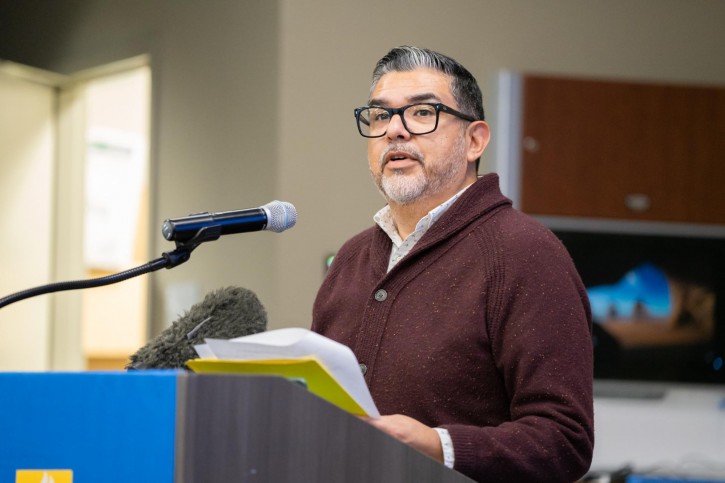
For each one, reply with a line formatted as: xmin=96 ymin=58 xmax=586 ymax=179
xmin=388 ymin=203 xmax=434 ymax=240
xmin=388 ymin=177 xmax=477 ymax=240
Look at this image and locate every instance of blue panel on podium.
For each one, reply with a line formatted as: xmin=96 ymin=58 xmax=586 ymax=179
xmin=0 ymin=371 xmax=179 ymax=483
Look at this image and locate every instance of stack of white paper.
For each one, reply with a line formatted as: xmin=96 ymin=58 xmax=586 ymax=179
xmin=194 ymin=328 xmax=379 ymax=417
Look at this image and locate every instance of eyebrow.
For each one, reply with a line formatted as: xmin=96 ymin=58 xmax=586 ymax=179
xmin=368 ymin=92 xmax=442 ymax=107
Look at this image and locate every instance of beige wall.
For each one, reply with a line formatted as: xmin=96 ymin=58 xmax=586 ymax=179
xmin=1 ymin=0 xmax=724 ymax=332
xmin=149 ymin=2 xmax=280 ymax=331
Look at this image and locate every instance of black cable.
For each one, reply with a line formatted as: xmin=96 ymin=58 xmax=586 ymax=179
xmin=0 ymin=234 xmax=202 ymax=311
xmin=0 ymin=257 xmax=170 ymax=310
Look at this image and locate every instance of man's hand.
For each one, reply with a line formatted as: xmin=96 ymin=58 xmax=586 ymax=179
xmin=364 ymin=414 xmax=444 ymax=463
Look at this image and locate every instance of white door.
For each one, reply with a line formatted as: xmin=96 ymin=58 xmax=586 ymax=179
xmin=0 ymin=65 xmax=58 ymax=370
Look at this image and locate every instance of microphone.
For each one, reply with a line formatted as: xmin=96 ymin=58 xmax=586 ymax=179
xmin=162 ymin=200 xmax=297 ymax=243
xmin=126 ymin=286 xmax=267 ymax=370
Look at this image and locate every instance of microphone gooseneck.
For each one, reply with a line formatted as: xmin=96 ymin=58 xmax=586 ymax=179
xmin=0 ymin=201 xmax=296 ymax=310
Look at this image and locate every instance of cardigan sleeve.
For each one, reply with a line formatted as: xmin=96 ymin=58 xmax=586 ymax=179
xmin=442 ymin=222 xmax=595 ymax=482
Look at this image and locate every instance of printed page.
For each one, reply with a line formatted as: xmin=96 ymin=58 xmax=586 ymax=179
xmin=195 ymin=328 xmax=379 ymax=417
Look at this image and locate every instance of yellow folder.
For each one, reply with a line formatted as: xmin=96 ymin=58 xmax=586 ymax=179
xmin=186 ymin=357 xmax=369 ymax=416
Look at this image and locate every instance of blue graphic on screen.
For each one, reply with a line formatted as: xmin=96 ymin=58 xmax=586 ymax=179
xmin=587 ymin=263 xmax=672 ymax=322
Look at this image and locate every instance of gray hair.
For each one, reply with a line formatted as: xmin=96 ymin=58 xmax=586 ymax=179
xmin=370 ymin=46 xmax=485 ymax=122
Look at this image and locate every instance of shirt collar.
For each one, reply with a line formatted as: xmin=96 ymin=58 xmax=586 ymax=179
xmin=374 ymin=183 xmax=473 ymax=248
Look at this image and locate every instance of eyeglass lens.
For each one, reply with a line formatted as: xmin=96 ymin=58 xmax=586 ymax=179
xmin=358 ymin=104 xmax=438 ymax=137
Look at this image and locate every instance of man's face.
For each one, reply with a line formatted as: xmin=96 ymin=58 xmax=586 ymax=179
xmin=367 ymin=67 xmax=472 ymax=206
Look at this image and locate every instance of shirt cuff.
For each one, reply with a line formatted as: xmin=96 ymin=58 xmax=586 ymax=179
xmin=433 ymin=427 xmax=455 ymax=469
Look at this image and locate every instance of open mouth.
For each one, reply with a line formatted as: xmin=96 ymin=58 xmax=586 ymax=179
xmin=384 ymin=150 xmax=419 ymax=168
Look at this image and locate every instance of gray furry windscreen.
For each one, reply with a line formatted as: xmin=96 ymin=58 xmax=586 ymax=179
xmin=127 ymin=286 xmax=267 ymax=369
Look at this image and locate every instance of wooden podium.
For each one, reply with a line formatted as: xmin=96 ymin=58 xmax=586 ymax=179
xmin=0 ymin=371 xmax=473 ymax=482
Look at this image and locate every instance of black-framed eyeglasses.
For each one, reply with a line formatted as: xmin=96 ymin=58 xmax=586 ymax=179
xmin=354 ymin=102 xmax=477 ymax=138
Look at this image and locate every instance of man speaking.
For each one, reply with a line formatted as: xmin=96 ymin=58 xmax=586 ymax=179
xmin=312 ymin=46 xmax=594 ymax=482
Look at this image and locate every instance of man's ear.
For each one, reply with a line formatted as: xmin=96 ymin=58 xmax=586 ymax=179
xmin=467 ymin=121 xmax=490 ymax=162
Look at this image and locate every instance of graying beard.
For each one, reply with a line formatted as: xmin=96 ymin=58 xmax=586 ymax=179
xmin=381 ymin=169 xmax=427 ymax=205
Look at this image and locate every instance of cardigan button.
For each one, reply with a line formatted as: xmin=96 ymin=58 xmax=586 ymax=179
xmin=374 ymin=289 xmax=388 ymax=302
xmin=359 ymin=363 xmax=368 ymax=375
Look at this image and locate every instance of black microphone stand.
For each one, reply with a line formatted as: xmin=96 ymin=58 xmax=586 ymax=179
xmin=0 ymin=226 xmax=222 ymax=310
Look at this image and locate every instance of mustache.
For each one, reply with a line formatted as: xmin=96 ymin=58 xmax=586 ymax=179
xmin=379 ymin=144 xmax=424 ymax=169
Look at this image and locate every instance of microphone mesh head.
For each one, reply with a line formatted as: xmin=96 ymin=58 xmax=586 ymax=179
xmin=262 ymin=200 xmax=297 ymax=232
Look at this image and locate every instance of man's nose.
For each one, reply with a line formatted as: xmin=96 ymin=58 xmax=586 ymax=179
xmin=386 ymin=113 xmax=411 ymax=140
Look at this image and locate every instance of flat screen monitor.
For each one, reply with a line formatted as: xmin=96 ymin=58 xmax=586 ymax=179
xmin=553 ymin=230 xmax=725 ymax=385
